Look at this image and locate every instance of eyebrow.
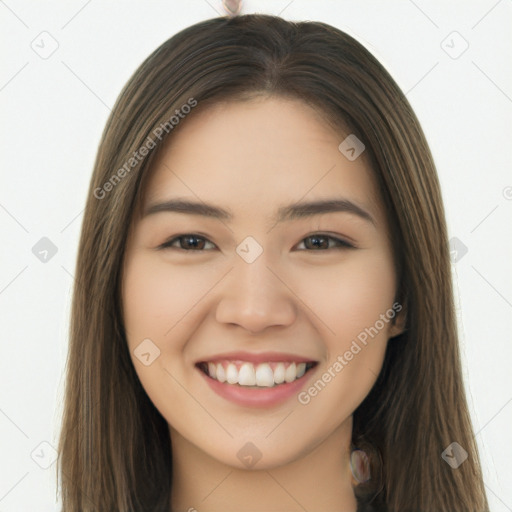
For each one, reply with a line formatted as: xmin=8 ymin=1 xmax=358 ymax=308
xmin=143 ymin=197 xmax=375 ymax=226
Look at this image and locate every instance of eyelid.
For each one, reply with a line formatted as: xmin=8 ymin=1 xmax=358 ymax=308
xmin=157 ymin=232 xmax=357 ymax=251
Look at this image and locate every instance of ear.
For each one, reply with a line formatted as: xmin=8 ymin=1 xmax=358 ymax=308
xmin=388 ymin=301 xmax=407 ymax=339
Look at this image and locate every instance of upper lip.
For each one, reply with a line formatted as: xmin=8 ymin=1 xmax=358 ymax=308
xmin=196 ymin=351 xmax=318 ymax=364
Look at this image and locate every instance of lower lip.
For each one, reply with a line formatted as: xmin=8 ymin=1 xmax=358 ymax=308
xmin=197 ymin=365 xmax=316 ymax=408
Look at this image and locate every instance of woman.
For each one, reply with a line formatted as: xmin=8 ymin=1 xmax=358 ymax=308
xmin=57 ymin=13 xmax=489 ymax=511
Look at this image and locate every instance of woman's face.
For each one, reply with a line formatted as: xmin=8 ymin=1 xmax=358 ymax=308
xmin=122 ymin=96 xmax=404 ymax=469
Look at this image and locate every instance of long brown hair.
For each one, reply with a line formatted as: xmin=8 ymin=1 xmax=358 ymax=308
xmin=57 ymin=13 xmax=489 ymax=511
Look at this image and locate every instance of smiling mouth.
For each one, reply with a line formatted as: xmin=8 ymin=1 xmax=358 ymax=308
xmin=196 ymin=360 xmax=318 ymax=388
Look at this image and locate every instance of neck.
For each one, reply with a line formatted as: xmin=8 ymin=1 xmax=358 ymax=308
xmin=169 ymin=418 xmax=358 ymax=512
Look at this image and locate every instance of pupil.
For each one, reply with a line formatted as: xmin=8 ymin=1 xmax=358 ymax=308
xmin=185 ymin=236 xmax=203 ymax=249
xmin=309 ymin=235 xmax=327 ymax=249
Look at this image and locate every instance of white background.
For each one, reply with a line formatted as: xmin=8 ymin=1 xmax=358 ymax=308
xmin=1 ymin=0 xmax=511 ymax=510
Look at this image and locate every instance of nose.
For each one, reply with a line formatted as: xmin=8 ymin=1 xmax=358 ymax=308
xmin=215 ymin=253 xmax=296 ymax=334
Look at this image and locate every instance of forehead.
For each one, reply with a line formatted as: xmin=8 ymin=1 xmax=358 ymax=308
xmin=141 ymin=96 xmax=383 ymax=225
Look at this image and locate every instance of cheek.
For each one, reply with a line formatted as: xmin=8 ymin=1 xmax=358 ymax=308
xmin=293 ymin=259 xmax=396 ymax=434
xmin=339 ymin=262 xmax=395 ymax=338
xmin=296 ymin=250 xmax=397 ymax=344
xmin=295 ymin=251 xmax=396 ymax=404
xmin=121 ymin=254 xmax=208 ymax=419
xmin=122 ymin=254 xmax=209 ymax=346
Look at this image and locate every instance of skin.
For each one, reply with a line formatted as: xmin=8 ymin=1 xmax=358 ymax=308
xmin=121 ymin=95 xmax=406 ymax=512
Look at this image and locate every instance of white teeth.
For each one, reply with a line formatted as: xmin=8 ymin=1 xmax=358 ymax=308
xmin=255 ymin=363 xmax=274 ymax=387
xmin=204 ymin=360 xmax=313 ymax=387
xmin=238 ymin=363 xmax=256 ymax=386
xmin=216 ymin=363 xmax=226 ymax=383
xmin=273 ymin=362 xmax=285 ymax=384
xmin=226 ymin=363 xmax=238 ymax=384
xmin=284 ymin=362 xmax=297 ymax=383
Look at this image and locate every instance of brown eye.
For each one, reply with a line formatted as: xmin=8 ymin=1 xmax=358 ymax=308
xmin=159 ymin=234 xmax=216 ymax=251
xmin=158 ymin=233 xmax=355 ymax=252
xmin=297 ymin=234 xmax=354 ymax=251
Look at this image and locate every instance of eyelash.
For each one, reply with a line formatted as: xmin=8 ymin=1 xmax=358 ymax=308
xmin=158 ymin=233 xmax=356 ymax=252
